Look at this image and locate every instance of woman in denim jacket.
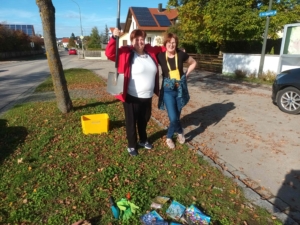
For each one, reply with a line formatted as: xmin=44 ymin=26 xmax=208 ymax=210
xmin=157 ymin=33 xmax=197 ymax=149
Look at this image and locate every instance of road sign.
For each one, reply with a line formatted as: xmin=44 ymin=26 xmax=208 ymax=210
xmin=259 ymin=10 xmax=277 ymax=17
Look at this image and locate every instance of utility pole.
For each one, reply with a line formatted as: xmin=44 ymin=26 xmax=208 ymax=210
xmin=70 ymin=0 xmax=84 ymax=58
xmin=258 ymin=0 xmax=273 ymax=77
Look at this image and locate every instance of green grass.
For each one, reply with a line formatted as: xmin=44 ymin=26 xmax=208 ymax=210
xmin=0 ymin=69 xmax=282 ymax=224
xmin=34 ymin=68 xmax=104 ymax=93
xmin=222 ymin=73 xmax=275 ymax=85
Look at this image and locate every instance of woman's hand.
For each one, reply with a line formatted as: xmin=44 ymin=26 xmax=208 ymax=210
xmin=113 ymin=28 xmax=120 ymax=37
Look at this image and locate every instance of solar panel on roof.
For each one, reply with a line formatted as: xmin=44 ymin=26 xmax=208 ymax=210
xmin=132 ymin=7 xmax=157 ymax=27
xmin=154 ymin=15 xmax=171 ymax=27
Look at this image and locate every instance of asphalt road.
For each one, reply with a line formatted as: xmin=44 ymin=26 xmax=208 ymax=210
xmin=0 ymin=50 xmax=99 ymax=115
xmin=0 ymin=53 xmax=299 ymax=224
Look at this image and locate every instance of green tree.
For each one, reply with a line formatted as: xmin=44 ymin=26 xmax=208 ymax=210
xmin=0 ymin=25 xmax=33 ymax=52
xmin=31 ymin=35 xmax=44 ymax=50
xmin=87 ymin=26 xmax=102 ymax=49
xmin=102 ymin=24 xmax=109 ymax=44
xmin=260 ymin=0 xmax=300 ymax=38
xmin=167 ymin=0 xmax=300 ymax=50
xmin=36 ymin=0 xmax=73 ymax=113
xmin=68 ymin=32 xmax=76 ymax=48
xmin=70 ymin=33 xmax=76 ymax=39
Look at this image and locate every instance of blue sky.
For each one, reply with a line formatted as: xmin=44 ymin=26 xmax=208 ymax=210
xmin=0 ymin=0 xmax=170 ymax=38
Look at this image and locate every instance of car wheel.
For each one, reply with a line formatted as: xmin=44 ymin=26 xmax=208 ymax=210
xmin=277 ymin=87 xmax=300 ymax=114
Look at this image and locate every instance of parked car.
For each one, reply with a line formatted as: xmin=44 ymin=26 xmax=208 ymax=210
xmin=272 ymin=68 xmax=300 ymax=114
xmin=68 ymin=49 xmax=77 ymax=55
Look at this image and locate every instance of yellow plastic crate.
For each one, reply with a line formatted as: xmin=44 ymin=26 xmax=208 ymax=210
xmin=81 ymin=113 xmax=109 ymax=134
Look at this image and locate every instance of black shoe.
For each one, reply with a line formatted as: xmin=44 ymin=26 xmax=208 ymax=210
xmin=138 ymin=141 xmax=153 ymax=149
xmin=127 ymin=147 xmax=138 ymax=156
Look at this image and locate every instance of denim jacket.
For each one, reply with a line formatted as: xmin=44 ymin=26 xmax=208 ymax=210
xmin=158 ymin=75 xmax=190 ymax=110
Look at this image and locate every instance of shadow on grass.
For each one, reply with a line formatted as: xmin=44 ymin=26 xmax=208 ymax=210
xmin=71 ymin=215 xmax=101 ymax=225
xmin=147 ymin=129 xmax=167 ymax=145
xmin=181 ymin=101 xmax=235 ymax=141
xmin=73 ymin=100 xmax=119 ymax=111
xmin=0 ymin=119 xmax=28 ymax=164
xmin=89 ymin=215 xmax=101 ymax=225
xmin=109 ymin=120 xmax=125 ymax=131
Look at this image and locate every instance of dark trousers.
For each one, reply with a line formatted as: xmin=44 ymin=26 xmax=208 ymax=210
xmin=123 ymin=94 xmax=152 ymax=148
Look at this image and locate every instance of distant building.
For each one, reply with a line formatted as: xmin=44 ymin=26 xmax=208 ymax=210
xmin=61 ymin=38 xmax=70 ymax=48
xmin=2 ymin=24 xmax=35 ymax=36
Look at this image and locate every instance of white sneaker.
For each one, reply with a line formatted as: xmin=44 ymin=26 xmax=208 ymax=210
xmin=166 ymin=138 xmax=175 ymax=149
xmin=177 ymin=133 xmax=185 ymax=144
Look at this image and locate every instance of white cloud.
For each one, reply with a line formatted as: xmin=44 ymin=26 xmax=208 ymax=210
xmin=0 ymin=9 xmax=37 ymax=19
xmin=56 ymin=10 xmax=115 ymax=23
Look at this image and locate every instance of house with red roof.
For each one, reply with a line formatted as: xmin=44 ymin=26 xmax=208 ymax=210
xmin=110 ymin=3 xmax=178 ymax=47
xmin=61 ymin=38 xmax=69 ymax=48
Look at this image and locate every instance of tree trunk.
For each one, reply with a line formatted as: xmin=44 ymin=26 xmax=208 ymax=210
xmin=36 ymin=0 xmax=73 ymax=113
xmin=219 ymin=41 xmax=226 ymax=56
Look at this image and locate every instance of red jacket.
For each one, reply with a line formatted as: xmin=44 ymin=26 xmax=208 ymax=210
xmin=105 ymin=37 xmax=165 ymax=102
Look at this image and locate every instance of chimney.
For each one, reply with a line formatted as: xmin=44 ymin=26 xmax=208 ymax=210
xmin=158 ymin=3 xmax=162 ymax=12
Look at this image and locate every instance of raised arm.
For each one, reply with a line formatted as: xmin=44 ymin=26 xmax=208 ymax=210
xmin=105 ymin=36 xmax=117 ymax=62
xmin=105 ymin=28 xmax=122 ymax=62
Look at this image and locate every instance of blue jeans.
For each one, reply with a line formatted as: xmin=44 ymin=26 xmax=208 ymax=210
xmin=163 ymin=87 xmax=183 ymax=138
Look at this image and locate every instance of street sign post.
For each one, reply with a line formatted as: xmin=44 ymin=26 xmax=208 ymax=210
xmin=259 ymin=10 xmax=277 ymax=17
xmin=258 ymin=0 xmax=276 ymax=77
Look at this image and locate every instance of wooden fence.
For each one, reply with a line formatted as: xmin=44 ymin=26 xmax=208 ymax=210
xmin=185 ymin=54 xmax=223 ymax=73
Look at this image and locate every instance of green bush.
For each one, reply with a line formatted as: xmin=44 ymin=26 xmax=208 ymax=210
xmin=234 ymin=69 xmax=247 ymax=78
xmin=258 ymin=70 xmax=276 ymax=83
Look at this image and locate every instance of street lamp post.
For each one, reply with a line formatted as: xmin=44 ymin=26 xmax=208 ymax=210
xmin=70 ymin=0 xmax=84 ymax=58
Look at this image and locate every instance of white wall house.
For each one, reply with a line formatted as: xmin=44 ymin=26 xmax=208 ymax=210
xmin=117 ymin=4 xmax=178 ymax=47
xmin=222 ymin=53 xmax=300 ymax=75
xmin=121 ymin=16 xmax=166 ymax=46
xmin=223 ymin=23 xmax=300 ymax=75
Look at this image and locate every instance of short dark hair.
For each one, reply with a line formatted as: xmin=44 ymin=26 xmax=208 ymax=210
xmin=163 ymin=33 xmax=178 ymax=47
xmin=130 ymin=29 xmax=147 ymax=42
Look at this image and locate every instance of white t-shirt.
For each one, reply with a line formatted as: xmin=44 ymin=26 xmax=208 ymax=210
xmin=127 ymin=52 xmax=157 ymax=98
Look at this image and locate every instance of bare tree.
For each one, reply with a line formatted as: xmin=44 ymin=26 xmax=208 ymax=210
xmin=36 ymin=0 xmax=73 ymax=113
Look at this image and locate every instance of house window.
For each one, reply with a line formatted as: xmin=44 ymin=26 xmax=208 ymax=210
xmin=147 ymin=37 xmax=151 ymax=45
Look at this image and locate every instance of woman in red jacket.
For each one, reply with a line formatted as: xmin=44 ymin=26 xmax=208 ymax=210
xmin=106 ymin=28 xmax=165 ymax=156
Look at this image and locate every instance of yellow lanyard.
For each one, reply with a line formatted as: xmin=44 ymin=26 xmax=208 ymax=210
xmin=166 ymin=52 xmax=178 ymax=71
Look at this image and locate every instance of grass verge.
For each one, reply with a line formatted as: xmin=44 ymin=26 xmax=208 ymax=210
xmin=221 ymin=73 xmax=275 ymax=86
xmin=0 ymin=69 xmax=282 ymax=225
